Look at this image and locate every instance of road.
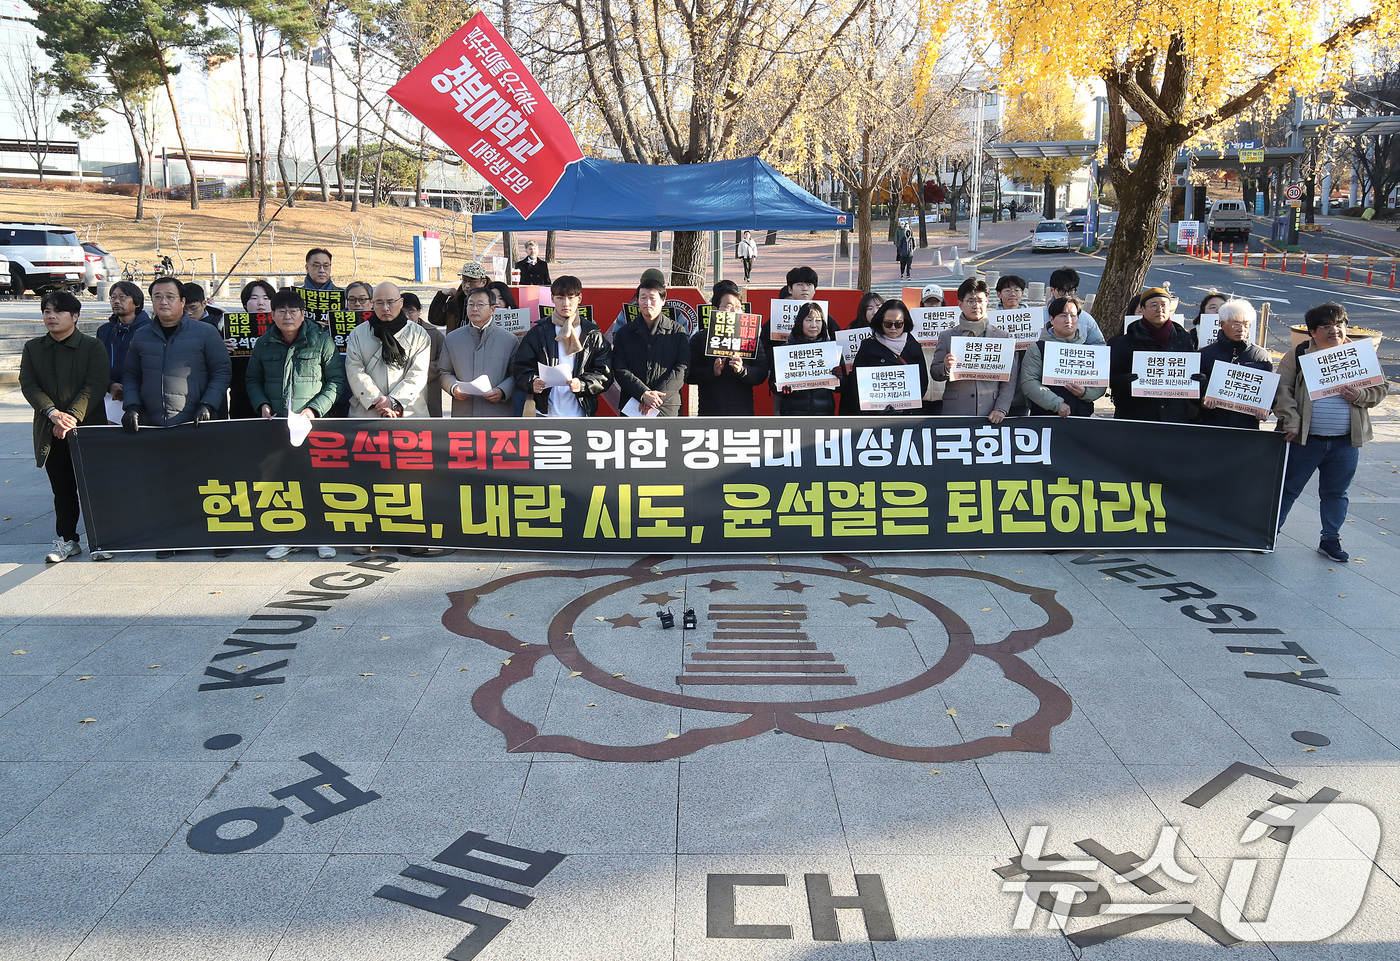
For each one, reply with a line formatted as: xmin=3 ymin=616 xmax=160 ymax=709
xmin=980 ymin=231 xmax=1400 ymax=379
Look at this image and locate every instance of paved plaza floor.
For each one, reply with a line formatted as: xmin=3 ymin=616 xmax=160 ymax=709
xmin=3 ymin=385 xmax=1400 ymax=960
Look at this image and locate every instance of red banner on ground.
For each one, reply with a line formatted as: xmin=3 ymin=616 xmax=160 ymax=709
xmin=388 ymin=14 xmax=582 ymax=218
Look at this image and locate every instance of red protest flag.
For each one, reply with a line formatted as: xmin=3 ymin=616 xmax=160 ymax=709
xmin=388 ymin=14 xmax=582 ymax=218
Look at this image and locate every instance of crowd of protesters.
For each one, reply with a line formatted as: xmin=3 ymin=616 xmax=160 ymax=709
xmin=21 ymin=245 xmax=1386 ymax=565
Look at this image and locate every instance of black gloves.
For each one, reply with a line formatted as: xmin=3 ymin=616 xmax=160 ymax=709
xmin=193 ymin=404 xmax=215 ymax=426
xmin=121 ymin=410 xmax=140 ymax=434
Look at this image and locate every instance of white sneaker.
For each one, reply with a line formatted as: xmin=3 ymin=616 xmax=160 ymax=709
xmin=45 ymin=539 xmax=81 ymax=563
xmin=90 ymin=551 xmax=113 ymax=561
xmin=266 ymin=545 xmax=296 ymax=559
xmin=316 ymin=546 xmax=336 ymax=559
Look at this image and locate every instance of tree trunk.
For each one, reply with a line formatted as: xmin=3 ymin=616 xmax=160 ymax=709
xmin=306 ymin=46 xmax=328 ymax=201
xmin=1042 ymin=173 xmax=1055 ymax=219
xmin=326 ymin=29 xmax=345 ymax=201
xmin=149 ymin=38 xmax=199 ymax=209
xmin=670 ymin=229 xmax=708 ymax=288
xmin=350 ymin=25 xmax=364 ymax=213
xmin=764 ymin=229 xmax=777 ymax=245
xmin=278 ymin=45 xmax=293 ymax=208
xmin=649 ymin=231 xmax=659 ymax=252
xmin=372 ymin=113 xmax=390 ymax=207
xmin=857 ymin=132 xmax=873 ymax=291
xmin=913 ymin=165 xmax=929 ymax=247
xmin=235 ymin=15 xmax=257 ymax=197
xmin=413 ymin=124 xmax=425 ymax=205
xmin=255 ymin=28 xmax=268 ymax=221
xmin=1096 ymin=132 xmax=1177 ymax=341
xmin=946 ymin=172 xmax=960 ymax=230
xmin=114 ymin=87 xmax=148 ymax=221
xmin=545 ymin=229 xmax=557 ymax=262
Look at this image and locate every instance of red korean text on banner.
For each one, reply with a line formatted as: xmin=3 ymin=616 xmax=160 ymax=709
xmin=388 ymin=14 xmax=583 ymax=218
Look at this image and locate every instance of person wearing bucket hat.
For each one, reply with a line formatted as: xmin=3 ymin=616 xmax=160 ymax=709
xmin=428 ymin=261 xmax=492 ymax=334
xmin=1108 ymin=285 xmax=1198 ymax=423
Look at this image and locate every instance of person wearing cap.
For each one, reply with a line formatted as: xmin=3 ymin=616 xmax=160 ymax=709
xmin=429 ymin=261 xmax=492 ymax=334
xmin=515 ymin=240 xmax=551 ymax=286
xmin=1108 ymin=286 xmax=1198 ymax=423
xmin=916 ymin=283 xmax=948 ymax=412
xmin=612 ymin=271 xmax=690 ymax=415
xmin=931 ymin=277 xmax=1018 ymax=422
xmin=1274 ymin=301 xmax=1387 ymax=563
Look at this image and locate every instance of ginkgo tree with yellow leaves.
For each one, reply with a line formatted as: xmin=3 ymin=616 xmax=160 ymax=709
xmin=976 ymin=0 xmax=1400 ymax=337
xmin=999 ymin=80 xmax=1087 ymax=220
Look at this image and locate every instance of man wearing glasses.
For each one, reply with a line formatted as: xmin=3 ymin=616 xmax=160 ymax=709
xmin=247 ymin=287 xmax=347 ymax=560
xmin=343 ymin=282 xmax=374 ymax=311
xmin=122 ymin=276 xmax=232 ymax=430
xmin=344 ymin=281 xmax=432 ymax=418
xmin=1274 ymin=302 xmax=1389 ymax=562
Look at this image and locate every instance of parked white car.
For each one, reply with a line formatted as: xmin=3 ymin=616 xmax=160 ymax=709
xmin=1031 ymin=220 xmax=1071 ymax=252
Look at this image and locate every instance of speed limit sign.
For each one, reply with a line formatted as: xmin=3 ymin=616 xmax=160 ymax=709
xmin=1286 ymin=184 xmax=1304 ymax=201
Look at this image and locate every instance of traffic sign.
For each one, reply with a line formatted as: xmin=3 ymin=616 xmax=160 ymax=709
xmin=1286 ymin=184 xmax=1304 ymax=201
xmin=1240 ymin=148 xmax=1265 ymax=164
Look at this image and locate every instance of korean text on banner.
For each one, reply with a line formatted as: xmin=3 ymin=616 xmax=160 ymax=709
xmin=387 ymin=14 xmax=583 ymax=218
xmin=988 ymin=308 xmax=1042 ymax=349
xmin=769 ymin=300 xmax=829 ymax=342
xmin=856 ymin=367 xmax=921 ymax=410
xmin=1204 ymin=361 xmax=1280 ymax=419
xmin=773 ymin=343 xmax=841 ymax=390
xmin=911 ymin=308 xmax=961 ymax=344
xmin=1042 ymin=343 xmax=1109 ymax=387
xmin=949 ymin=337 xmax=1014 ymax=382
xmin=1131 ymin=351 xmax=1201 ymax=398
xmin=1299 ymin=340 xmax=1384 ymax=400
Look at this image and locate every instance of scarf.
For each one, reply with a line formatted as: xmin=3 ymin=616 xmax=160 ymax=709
xmin=1147 ymin=317 xmax=1173 ymax=349
xmin=874 ymin=329 xmax=908 ymax=353
xmin=960 ymin=317 xmax=989 ymax=336
xmin=369 ymin=314 xmax=409 ymax=368
xmin=554 ymin=312 xmax=583 ymax=355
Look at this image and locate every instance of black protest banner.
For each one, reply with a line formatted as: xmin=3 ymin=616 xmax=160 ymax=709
xmin=70 ymin=417 xmax=1286 ymax=554
xmin=297 ymin=288 xmax=343 ymax=328
xmin=222 ymin=312 xmax=273 ymax=357
xmin=699 ymin=306 xmax=761 ymax=359
xmin=327 ymin=310 xmax=372 ymax=351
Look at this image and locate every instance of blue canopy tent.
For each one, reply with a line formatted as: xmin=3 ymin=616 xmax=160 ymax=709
xmin=473 ymin=156 xmax=852 ymax=231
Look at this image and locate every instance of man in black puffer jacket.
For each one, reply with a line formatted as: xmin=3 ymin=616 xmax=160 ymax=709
xmin=1199 ymin=298 xmax=1273 ymax=429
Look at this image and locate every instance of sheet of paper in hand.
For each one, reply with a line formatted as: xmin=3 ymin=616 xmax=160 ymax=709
xmin=1299 ymin=339 xmax=1384 ymax=400
xmin=1204 ymin=361 xmax=1280 ymax=418
xmin=856 ymin=365 xmax=920 ymax=410
xmin=1131 ymin=351 xmax=1201 ymax=398
xmin=773 ymin=342 xmax=841 ymax=390
xmin=949 ymin=336 xmax=1014 ymax=382
xmin=1042 ymin=343 xmax=1110 ymax=387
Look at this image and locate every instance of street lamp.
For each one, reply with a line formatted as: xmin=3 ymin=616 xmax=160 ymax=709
xmin=958 ymin=84 xmax=996 ymax=254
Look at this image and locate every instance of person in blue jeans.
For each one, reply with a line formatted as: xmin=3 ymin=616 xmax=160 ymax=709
xmin=1273 ymin=302 xmax=1388 ymax=562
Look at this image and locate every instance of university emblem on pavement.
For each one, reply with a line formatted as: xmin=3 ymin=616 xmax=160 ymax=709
xmin=444 ymin=554 xmax=1074 ymax=761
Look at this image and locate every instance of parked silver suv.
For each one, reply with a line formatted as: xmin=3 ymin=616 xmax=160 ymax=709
xmin=0 ymin=223 xmax=88 ymax=295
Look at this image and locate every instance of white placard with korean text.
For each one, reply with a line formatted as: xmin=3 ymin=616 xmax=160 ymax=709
xmin=1299 ymin=339 xmax=1384 ymax=400
xmin=988 ymin=307 xmax=1042 ymax=349
xmin=1131 ymin=351 xmax=1201 ymax=398
xmin=1195 ymin=313 xmax=1258 ymax=346
xmin=1042 ymin=343 xmax=1110 ymax=387
xmin=1204 ymin=361 xmax=1280 ymax=418
xmin=856 ymin=365 xmax=921 ymax=410
xmin=492 ymin=308 xmax=531 ymax=336
xmin=769 ymin=299 xmax=828 ymax=342
xmin=772 ymin=343 xmax=842 ymax=390
xmin=838 ymin=328 xmax=873 ymax=371
xmin=911 ymin=308 xmax=962 ymax=344
xmin=949 ymin=336 xmax=1014 ymax=382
